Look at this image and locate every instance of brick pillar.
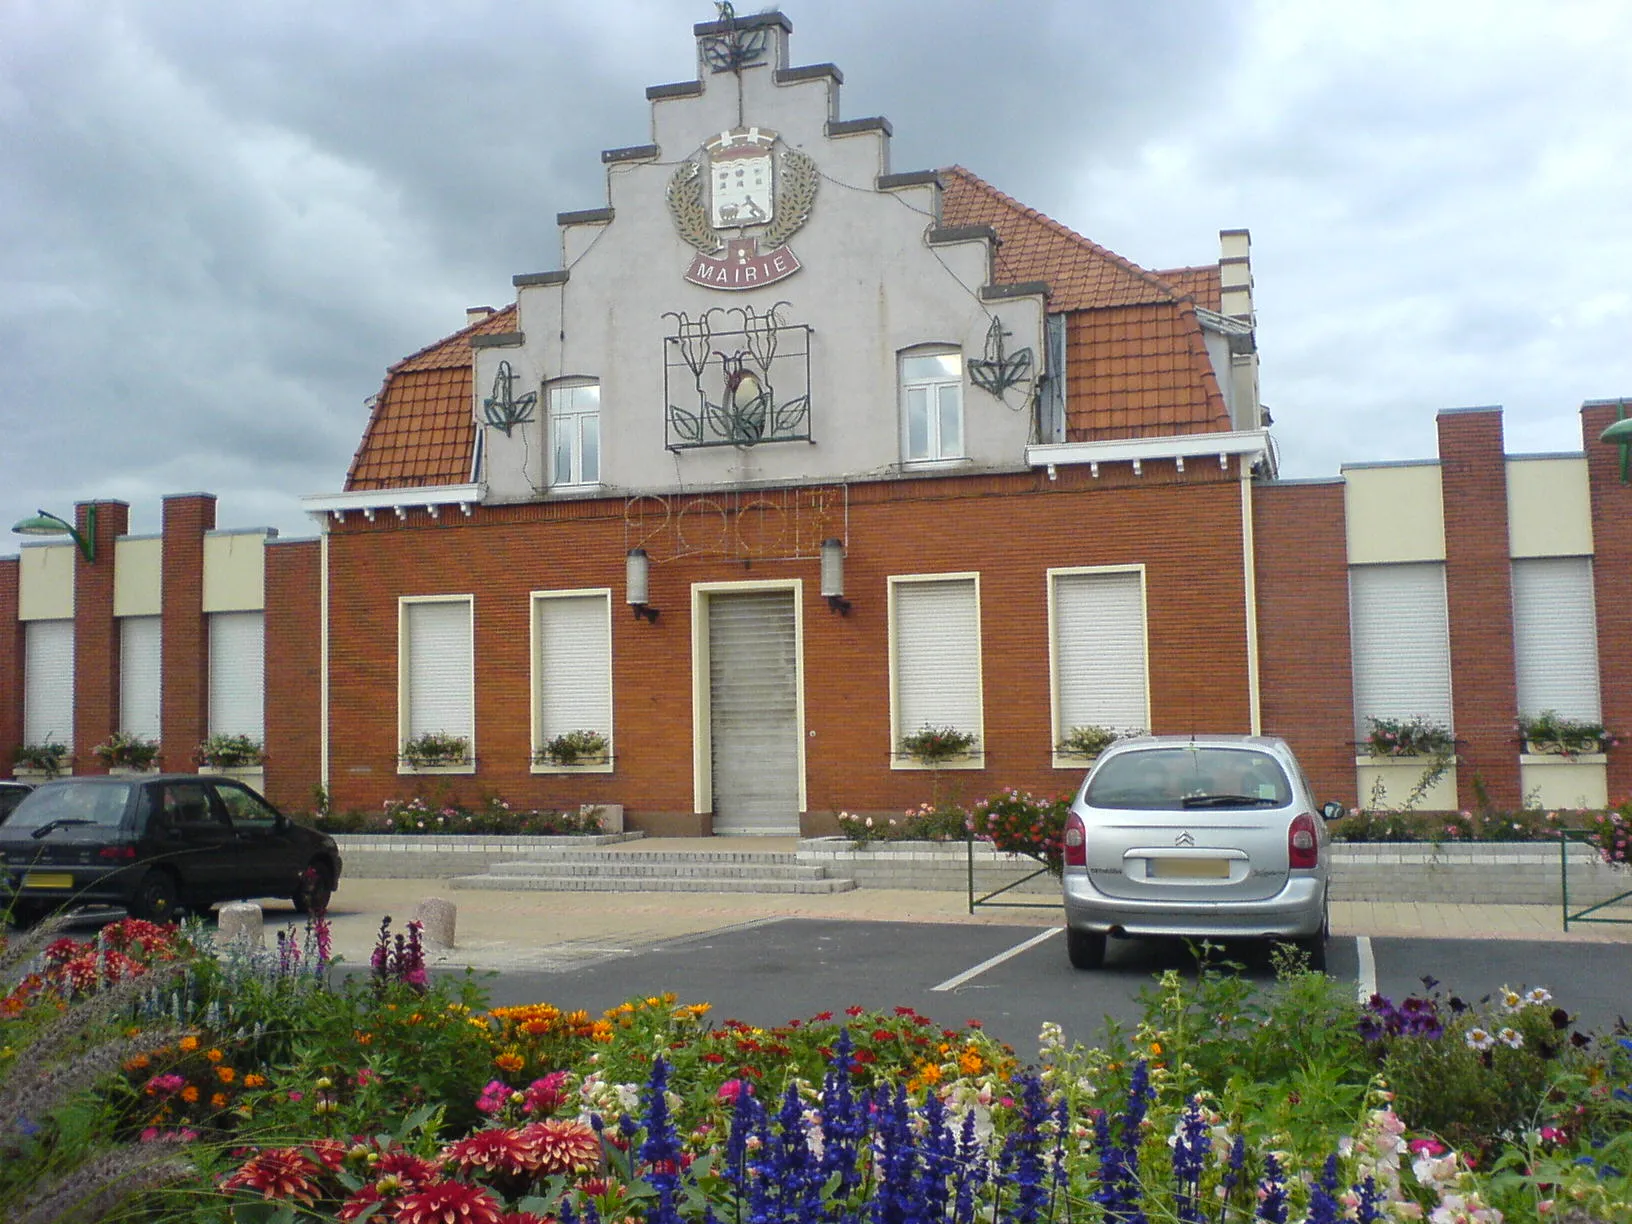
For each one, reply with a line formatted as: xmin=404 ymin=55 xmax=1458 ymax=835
xmin=0 ymin=558 xmax=20 ymax=775
xmin=72 ymin=500 xmax=129 ymax=775
xmin=1582 ymin=399 xmax=1632 ymax=805
xmin=264 ymin=538 xmax=322 ymax=811
xmin=1252 ymin=480 xmax=1357 ymax=806
xmin=1437 ymin=409 xmax=1520 ymax=809
xmin=161 ymin=494 xmax=216 ymax=772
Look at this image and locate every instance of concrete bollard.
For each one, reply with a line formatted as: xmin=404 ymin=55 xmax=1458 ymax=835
xmin=413 ymin=897 xmax=457 ymax=949
xmin=217 ymin=902 xmax=264 ymax=948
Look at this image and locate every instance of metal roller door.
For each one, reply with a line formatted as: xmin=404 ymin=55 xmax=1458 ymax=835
xmin=708 ymin=590 xmax=800 ymax=835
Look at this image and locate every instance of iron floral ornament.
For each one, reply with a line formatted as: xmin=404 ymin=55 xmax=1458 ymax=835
xmin=968 ymin=317 xmax=1036 ymax=402
xmin=481 ymin=360 xmax=537 ymax=437
xmin=663 ymin=302 xmax=811 ymax=448
xmin=668 ymin=127 xmax=817 ymax=290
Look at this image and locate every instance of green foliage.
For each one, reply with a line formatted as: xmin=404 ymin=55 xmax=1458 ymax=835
xmin=897 ymin=724 xmax=977 ymax=765
xmin=194 ymin=735 xmax=265 ymax=768
xmin=836 ymin=803 xmax=968 ymax=844
xmin=91 ymin=732 xmax=161 ymax=771
xmin=1055 ymin=724 xmax=1142 ymax=757
xmin=399 ymin=731 xmax=470 ymax=768
xmin=534 ymin=729 xmax=610 ymax=767
xmin=1365 ymin=714 xmax=1456 ymax=758
xmin=967 ymin=789 xmax=1072 ymax=874
xmin=314 ymin=795 xmax=604 ymax=836
xmin=1518 ymin=709 xmax=1619 ymax=756
xmin=14 ymin=740 xmax=69 ymax=776
xmin=1331 ymin=805 xmax=1577 ymax=844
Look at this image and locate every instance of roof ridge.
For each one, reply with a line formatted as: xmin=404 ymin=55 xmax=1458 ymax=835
xmin=940 ymin=165 xmax=1178 ymax=302
xmin=387 ymin=303 xmax=519 ymax=373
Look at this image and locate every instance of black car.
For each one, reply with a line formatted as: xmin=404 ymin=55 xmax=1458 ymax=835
xmin=0 ymin=781 xmax=33 ymax=825
xmin=0 ymin=774 xmax=341 ymax=925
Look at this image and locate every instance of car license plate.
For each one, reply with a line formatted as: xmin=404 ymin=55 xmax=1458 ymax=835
xmin=23 ymin=872 xmax=74 ymax=889
xmin=1149 ymin=858 xmax=1230 ymax=880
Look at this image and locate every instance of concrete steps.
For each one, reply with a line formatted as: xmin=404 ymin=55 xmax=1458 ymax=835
xmin=449 ymin=845 xmax=857 ymax=895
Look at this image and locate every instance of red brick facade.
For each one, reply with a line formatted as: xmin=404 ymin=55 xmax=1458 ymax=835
xmin=1584 ymin=400 xmax=1632 ymax=805
xmin=0 ymin=558 xmax=19 ymax=773
xmin=71 ymin=500 xmax=129 ymax=774
xmin=160 ymin=494 xmax=215 ymax=773
xmin=264 ymin=538 xmax=323 ymax=811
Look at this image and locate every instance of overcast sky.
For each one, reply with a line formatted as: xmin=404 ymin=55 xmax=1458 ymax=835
xmin=4 ymin=1 xmax=1629 ymax=542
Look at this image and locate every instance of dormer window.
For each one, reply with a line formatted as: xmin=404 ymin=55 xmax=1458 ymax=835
xmin=549 ymin=379 xmax=601 ymax=488
xmin=900 ymin=349 xmax=963 ymax=464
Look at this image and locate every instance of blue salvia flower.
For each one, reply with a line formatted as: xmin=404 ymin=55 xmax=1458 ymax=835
xmin=1000 ymin=1073 xmax=1052 ymax=1224
xmin=821 ymin=1030 xmax=868 ymax=1200
xmin=1256 ymin=1154 xmax=1288 ymax=1224
xmin=745 ymin=1096 xmax=777 ymax=1224
xmin=913 ymin=1088 xmax=956 ymax=1224
xmin=1305 ymin=1154 xmax=1341 ymax=1224
xmin=869 ymin=1083 xmax=918 ymax=1224
xmin=951 ymin=1105 xmax=985 ymax=1224
xmin=721 ymin=1085 xmax=758 ymax=1200
xmin=1092 ymin=1062 xmax=1153 ymax=1224
xmin=1353 ymin=1175 xmax=1383 ymax=1224
xmin=1171 ymin=1096 xmax=1212 ymax=1224
xmin=767 ymin=1081 xmax=822 ymax=1224
xmin=1217 ymin=1134 xmax=1246 ymax=1223
xmin=639 ymin=1059 xmax=683 ymax=1224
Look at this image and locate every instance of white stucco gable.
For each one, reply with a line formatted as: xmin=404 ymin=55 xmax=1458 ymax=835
xmin=476 ymin=11 xmax=1045 ymax=504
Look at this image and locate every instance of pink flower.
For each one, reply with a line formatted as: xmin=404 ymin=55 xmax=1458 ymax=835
xmin=717 ymin=1079 xmax=752 ymax=1103
xmin=1408 ymin=1137 xmax=1446 ymax=1156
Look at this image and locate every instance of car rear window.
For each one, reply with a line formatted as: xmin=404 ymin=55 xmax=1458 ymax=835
xmin=3 ymin=782 xmax=135 ymax=831
xmin=1083 ymin=747 xmax=1292 ymax=811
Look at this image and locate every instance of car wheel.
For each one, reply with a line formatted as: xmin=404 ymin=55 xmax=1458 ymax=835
xmin=1288 ymin=900 xmax=1330 ymax=973
xmin=292 ymin=861 xmax=333 ymax=915
xmin=1066 ymin=927 xmax=1107 ymax=970
xmin=5 ymin=901 xmax=47 ymax=929
xmin=131 ymin=870 xmax=181 ymax=923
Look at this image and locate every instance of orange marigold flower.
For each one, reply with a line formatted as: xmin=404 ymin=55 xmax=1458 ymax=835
xmin=244 ymin=1073 xmax=267 ymax=1088
xmin=181 ymin=1086 xmax=200 ymax=1103
xmin=206 ymin=1048 xmax=225 ymax=1063
xmin=958 ymin=1050 xmax=985 ymax=1076
xmin=220 ymin=1147 xmax=324 ymax=1204
xmin=124 ymin=1054 xmax=151 ymax=1072
xmin=211 ymin=1092 xmax=229 ymax=1109
xmin=217 ymin=1066 xmax=236 ymax=1083
xmin=179 ymin=1036 xmax=200 ymax=1053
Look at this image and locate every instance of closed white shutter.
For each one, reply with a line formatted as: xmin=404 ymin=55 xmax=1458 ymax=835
xmin=404 ymin=600 xmax=473 ymax=741
xmin=119 ymin=616 xmax=162 ymax=739
xmin=1349 ymin=563 xmax=1453 ymax=739
xmin=1512 ymin=557 xmax=1601 ymax=722
xmin=24 ymin=619 xmax=75 ymax=746
xmin=893 ymin=578 xmax=982 ymax=744
xmin=708 ymin=590 xmax=800 ymax=834
xmin=1054 ymin=571 xmax=1147 ymax=733
xmin=209 ymin=611 xmax=265 ymax=739
xmin=536 ymin=594 xmax=612 ymax=741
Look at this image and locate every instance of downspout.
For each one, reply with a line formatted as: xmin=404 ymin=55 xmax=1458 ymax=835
xmin=1240 ymin=468 xmax=1262 ymax=735
xmin=319 ymin=521 xmax=330 ymax=795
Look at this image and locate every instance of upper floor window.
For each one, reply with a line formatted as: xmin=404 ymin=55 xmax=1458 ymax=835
xmin=900 ymin=350 xmax=963 ymax=464
xmin=549 ymin=379 xmax=601 ymax=488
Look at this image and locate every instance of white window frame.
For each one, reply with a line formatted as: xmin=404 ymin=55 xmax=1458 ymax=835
xmin=547 ymin=378 xmax=601 ymax=489
xmin=1047 ymin=565 xmax=1150 ymax=768
xmin=887 ymin=573 xmax=984 ymax=769
xmin=530 ymin=589 xmax=614 ymax=774
xmin=398 ymin=595 xmax=476 ymax=775
xmin=899 ymin=347 xmax=965 ymax=466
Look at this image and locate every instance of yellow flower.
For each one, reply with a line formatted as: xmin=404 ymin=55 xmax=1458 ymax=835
xmin=916 ymin=1061 xmax=944 ymax=1085
xmin=1149 ymin=1042 xmax=1163 ymax=1056
xmin=495 ymin=1051 xmax=526 ymax=1073
xmin=178 ymin=1036 xmax=200 ymax=1053
xmin=958 ymin=1049 xmax=985 ymax=1076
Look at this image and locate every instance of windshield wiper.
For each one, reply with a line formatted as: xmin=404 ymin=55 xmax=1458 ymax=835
xmin=1180 ymin=794 xmax=1276 ymax=809
xmin=30 ymin=818 xmax=96 ymax=839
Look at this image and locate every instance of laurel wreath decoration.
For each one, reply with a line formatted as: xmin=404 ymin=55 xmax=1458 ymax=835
xmin=667 ymin=159 xmax=722 ymax=256
xmin=761 ymin=148 xmax=818 ymax=250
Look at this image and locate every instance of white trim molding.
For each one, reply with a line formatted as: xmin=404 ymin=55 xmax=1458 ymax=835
xmin=1027 ymin=429 xmax=1270 ymax=475
xmin=302 ymin=483 xmax=486 ymax=524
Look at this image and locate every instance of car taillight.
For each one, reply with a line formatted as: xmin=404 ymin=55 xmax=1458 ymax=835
xmin=1063 ymin=812 xmax=1087 ymax=868
xmin=1288 ymin=813 xmax=1319 ymax=869
xmin=98 ymin=846 xmax=137 ymax=860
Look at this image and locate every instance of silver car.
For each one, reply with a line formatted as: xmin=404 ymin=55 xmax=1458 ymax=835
xmin=1061 ymin=735 xmax=1342 ymax=970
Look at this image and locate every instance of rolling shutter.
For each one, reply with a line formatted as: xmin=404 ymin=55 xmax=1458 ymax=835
xmin=893 ymin=578 xmax=982 ymax=745
xmin=209 ymin=611 xmax=265 ymax=739
xmin=24 ymin=619 xmax=74 ymax=747
xmin=120 ymin=616 xmax=162 ymax=739
xmin=404 ymin=600 xmax=473 ymax=742
xmin=1349 ymin=563 xmax=1453 ymax=739
xmin=708 ymin=590 xmax=799 ymax=834
xmin=536 ymin=594 xmax=612 ymax=742
xmin=1512 ymin=557 xmax=1601 ymax=722
xmin=1054 ymin=571 xmax=1147 ymax=733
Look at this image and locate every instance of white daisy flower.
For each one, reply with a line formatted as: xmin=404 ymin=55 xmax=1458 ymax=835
xmin=1464 ymin=1027 xmax=1495 ymax=1050
xmin=1524 ymin=987 xmax=1552 ymax=1006
xmin=1498 ymin=1027 xmax=1524 ymax=1049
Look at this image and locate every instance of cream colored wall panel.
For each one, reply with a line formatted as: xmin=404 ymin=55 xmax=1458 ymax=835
xmin=1507 ymin=458 xmax=1593 ymax=558
xmin=1344 ymin=464 xmax=1445 ymax=564
xmin=1519 ymin=758 xmax=1608 ymax=810
xmin=113 ymin=537 xmax=163 ymax=616
xmin=1354 ymin=759 xmax=1458 ymax=811
xmin=17 ymin=543 xmax=74 ymax=620
xmin=202 ymin=530 xmax=269 ymax=612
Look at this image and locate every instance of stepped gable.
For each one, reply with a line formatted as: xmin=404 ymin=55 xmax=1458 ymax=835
xmin=939 ymin=167 xmax=1230 ymax=439
xmin=346 ymin=305 xmax=517 ymax=491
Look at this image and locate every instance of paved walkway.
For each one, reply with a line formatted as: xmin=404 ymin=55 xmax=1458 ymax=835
xmin=283 ymin=872 xmax=1632 ymax=974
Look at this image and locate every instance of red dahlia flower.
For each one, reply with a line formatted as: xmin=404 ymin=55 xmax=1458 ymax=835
xmin=391 ymin=1180 xmax=505 ymax=1224
xmin=441 ymin=1128 xmax=536 ymax=1177
xmin=221 ymin=1147 xmax=324 ymax=1203
xmin=516 ymin=1119 xmax=601 ymax=1174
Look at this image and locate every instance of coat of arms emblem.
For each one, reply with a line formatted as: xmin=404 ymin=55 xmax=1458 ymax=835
xmin=668 ymin=127 xmax=817 ymax=290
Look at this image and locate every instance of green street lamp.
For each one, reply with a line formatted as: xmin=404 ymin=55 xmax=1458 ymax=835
xmin=11 ymin=507 xmax=96 ymax=561
xmin=1602 ymin=409 xmax=1632 ymax=486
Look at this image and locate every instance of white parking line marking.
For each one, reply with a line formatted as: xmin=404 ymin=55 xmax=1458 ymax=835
xmin=931 ymin=927 xmax=1061 ymax=992
xmin=1356 ymin=935 xmax=1377 ymax=1003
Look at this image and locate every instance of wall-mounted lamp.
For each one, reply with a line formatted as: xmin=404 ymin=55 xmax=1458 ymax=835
xmin=820 ymin=537 xmax=851 ymax=615
xmin=11 ymin=507 xmax=96 ymax=562
xmin=1601 ymin=410 xmax=1632 ymax=485
xmin=626 ymin=548 xmax=659 ymax=622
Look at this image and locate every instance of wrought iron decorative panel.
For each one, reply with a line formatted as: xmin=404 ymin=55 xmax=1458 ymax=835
xmin=663 ymin=303 xmax=812 ymax=450
xmin=624 ymin=485 xmax=847 ymax=563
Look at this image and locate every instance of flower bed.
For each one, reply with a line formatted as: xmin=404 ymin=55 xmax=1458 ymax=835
xmin=2 ymin=917 xmax=1629 ymax=1223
